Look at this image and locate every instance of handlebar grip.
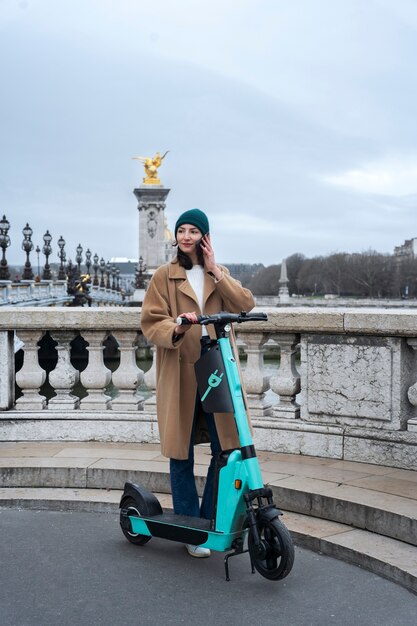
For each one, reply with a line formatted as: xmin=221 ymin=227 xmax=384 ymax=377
xmin=176 ymin=316 xmax=202 ymax=326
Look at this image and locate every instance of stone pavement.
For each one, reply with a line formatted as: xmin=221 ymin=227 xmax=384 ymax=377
xmin=0 ymin=441 xmax=416 ymax=593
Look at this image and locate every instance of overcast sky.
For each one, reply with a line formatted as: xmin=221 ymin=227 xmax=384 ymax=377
xmin=1 ymin=0 xmax=417 ymax=266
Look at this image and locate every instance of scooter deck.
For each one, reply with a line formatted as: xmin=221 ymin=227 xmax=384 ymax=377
xmin=128 ymin=510 xmax=212 ymax=546
xmin=155 ymin=511 xmax=212 ymax=530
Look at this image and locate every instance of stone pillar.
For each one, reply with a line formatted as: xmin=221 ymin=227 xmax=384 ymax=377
xmin=0 ymin=330 xmax=15 ymax=409
xmin=48 ymin=331 xmax=80 ymax=410
xmin=134 ymin=185 xmax=171 ymax=273
xmin=111 ymin=331 xmax=144 ymax=411
xmin=239 ymin=331 xmax=272 ymax=417
xmin=278 ymin=258 xmax=290 ymax=304
xmin=15 ymin=330 xmax=47 ymax=410
xmin=270 ymin=333 xmax=300 ymax=419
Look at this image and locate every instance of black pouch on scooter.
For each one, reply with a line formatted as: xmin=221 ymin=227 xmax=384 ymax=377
xmin=195 ymin=346 xmax=234 ymax=414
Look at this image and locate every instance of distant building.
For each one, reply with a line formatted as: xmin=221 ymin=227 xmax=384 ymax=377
xmin=223 ymin=263 xmax=264 ymax=283
xmin=394 ymin=238 xmax=417 ymax=258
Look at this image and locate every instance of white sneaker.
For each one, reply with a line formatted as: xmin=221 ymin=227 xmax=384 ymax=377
xmin=185 ymin=544 xmax=211 ymax=558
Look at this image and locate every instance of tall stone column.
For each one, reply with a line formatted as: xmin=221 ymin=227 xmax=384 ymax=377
xmin=278 ymin=258 xmax=290 ymax=304
xmin=133 ymin=186 xmax=171 ymax=273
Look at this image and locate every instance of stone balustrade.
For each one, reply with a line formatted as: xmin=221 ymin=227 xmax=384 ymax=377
xmin=0 ymin=281 xmax=128 ymax=307
xmin=0 ymin=280 xmax=71 ymax=306
xmin=0 ymin=306 xmax=416 ymax=470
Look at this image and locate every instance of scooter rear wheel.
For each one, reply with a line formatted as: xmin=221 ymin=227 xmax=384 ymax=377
xmin=120 ymin=497 xmax=151 ymax=546
xmin=248 ymin=518 xmax=294 ymax=580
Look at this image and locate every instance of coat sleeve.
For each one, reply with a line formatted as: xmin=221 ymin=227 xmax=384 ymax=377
xmin=215 ymin=265 xmax=255 ymax=313
xmin=140 ymin=268 xmax=184 ymax=349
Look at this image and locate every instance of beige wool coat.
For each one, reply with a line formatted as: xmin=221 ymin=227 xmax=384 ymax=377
xmin=140 ymin=258 xmax=255 ymax=459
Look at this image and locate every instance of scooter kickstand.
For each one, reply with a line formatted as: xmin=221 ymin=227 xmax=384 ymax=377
xmin=223 ymin=539 xmax=249 ymax=581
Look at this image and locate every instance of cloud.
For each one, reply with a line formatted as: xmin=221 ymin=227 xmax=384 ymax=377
xmin=321 ymin=156 xmax=417 ymax=196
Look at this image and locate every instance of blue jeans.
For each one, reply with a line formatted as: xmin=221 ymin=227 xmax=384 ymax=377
xmin=170 ymin=394 xmax=221 ymax=520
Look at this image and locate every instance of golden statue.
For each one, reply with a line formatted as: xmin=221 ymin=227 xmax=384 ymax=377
xmin=132 ymin=151 xmax=170 ymax=185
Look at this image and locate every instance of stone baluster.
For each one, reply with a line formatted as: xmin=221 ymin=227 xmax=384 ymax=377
xmin=143 ymin=345 xmax=157 ymax=413
xmin=111 ymin=331 xmax=144 ymax=411
xmin=15 ymin=330 xmax=47 ymax=410
xmin=269 ymin=333 xmax=301 ymax=419
xmin=238 ymin=330 xmax=272 ymax=417
xmin=0 ymin=330 xmax=15 ymax=409
xmin=79 ymin=331 xmax=112 ymax=410
xmin=405 ymin=338 xmax=417 ymax=432
xmin=48 ymin=331 xmax=80 ymax=410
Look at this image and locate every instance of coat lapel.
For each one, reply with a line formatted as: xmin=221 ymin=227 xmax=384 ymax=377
xmin=203 ymin=269 xmax=216 ymax=309
xmin=168 ymin=258 xmax=199 ymax=308
xmin=168 ymin=259 xmax=217 ymax=312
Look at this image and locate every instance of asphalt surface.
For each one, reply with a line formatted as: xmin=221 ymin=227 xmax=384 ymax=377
xmin=0 ymin=509 xmax=415 ymax=626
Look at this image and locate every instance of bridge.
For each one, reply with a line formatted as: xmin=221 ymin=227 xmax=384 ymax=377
xmin=0 ymin=279 xmax=128 ymax=307
xmin=0 ymin=306 xmax=416 ymax=592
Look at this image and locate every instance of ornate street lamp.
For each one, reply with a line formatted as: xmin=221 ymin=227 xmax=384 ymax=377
xmin=85 ymin=249 xmax=92 ymax=278
xmin=35 ymin=245 xmax=41 ymax=278
xmin=111 ymin=264 xmax=117 ymax=290
xmin=135 ymin=256 xmax=147 ymax=289
xmin=99 ymin=257 xmax=106 ymax=287
xmin=21 ymin=223 xmax=34 ymax=280
xmin=75 ymin=243 xmax=83 ymax=276
xmin=105 ymin=261 xmax=111 ymax=288
xmin=57 ymin=235 xmax=66 ymax=280
xmin=66 ymin=259 xmax=76 ymax=295
xmin=92 ymin=253 xmax=99 ymax=286
xmin=116 ymin=268 xmax=121 ymax=292
xmin=0 ymin=214 xmax=11 ymax=280
xmin=42 ymin=230 xmax=52 ymax=280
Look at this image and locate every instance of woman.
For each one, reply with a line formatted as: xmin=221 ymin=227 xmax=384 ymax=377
xmin=140 ymin=208 xmax=255 ymax=558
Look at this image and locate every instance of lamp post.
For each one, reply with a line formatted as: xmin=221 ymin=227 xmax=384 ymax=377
xmin=66 ymin=259 xmax=76 ymax=296
xmin=0 ymin=214 xmax=11 ymax=280
xmin=92 ymin=253 xmax=99 ymax=286
xmin=85 ymin=249 xmax=92 ymax=278
xmin=21 ymin=223 xmax=34 ymax=280
xmin=75 ymin=243 xmax=83 ymax=277
xmin=105 ymin=261 xmax=111 ymax=289
xmin=99 ymin=257 xmax=106 ymax=287
xmin=135 ymin=256 xmax=147 ymax=289
xmin=111 ymin=264 xmax=117 ymax=290
xmin=35 ymin=245 xmax=41 ymax=278
xmin=116 ymin=268 xmax=121 ymax=292
xmin=57 ymin=235 xmax=66 ymax=280
xmin=42 ymin=230 xmax=52 ymax=280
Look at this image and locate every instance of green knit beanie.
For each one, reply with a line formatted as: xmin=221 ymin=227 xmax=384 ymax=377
xmin=174 ymin=208 xmax=209 ymax=238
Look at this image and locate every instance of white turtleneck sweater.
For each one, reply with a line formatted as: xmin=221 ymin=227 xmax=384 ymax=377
xmin=185 ymin=265 xmax=208 ymax=336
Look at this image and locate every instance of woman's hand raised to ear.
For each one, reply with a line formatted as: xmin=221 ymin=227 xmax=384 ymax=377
xmin=200 ymin=234 xmax=222 ymax=281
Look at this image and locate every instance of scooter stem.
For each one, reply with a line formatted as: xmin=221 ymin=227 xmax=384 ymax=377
xmin=218 ymin=336 xmax=264 ymax=491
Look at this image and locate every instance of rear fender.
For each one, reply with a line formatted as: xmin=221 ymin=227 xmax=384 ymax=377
xmin=119 ymin=482 xmax=162 ymax=516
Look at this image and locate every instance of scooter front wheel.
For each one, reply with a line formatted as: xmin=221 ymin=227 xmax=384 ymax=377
xmin=248 ymin=518 xmax=294 ymax=580
xmin=120 ymin=497 xmax=151 ymax=546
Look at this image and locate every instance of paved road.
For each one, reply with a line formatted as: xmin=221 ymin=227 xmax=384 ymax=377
xmin=0 ymin=509 xmax=415 ymax=626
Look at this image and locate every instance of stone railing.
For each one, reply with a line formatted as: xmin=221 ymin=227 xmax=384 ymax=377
xmin=0 ymin=307 xmax=416 ymax=470
xmin=0 ymin=280 xmax=129 ymax=307
xmin=255 ymin=295 xmax=417 ymax=308
xmin=0 ymin=280 xmax=71 ymax=306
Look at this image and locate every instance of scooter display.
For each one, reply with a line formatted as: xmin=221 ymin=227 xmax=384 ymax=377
xmin=119 ymin=311 xmax=294 ymax=581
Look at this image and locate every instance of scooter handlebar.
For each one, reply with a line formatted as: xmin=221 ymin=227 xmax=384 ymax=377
xmin=175 ymin=315 xmax=202 ymax=326
xmin=175 ymin=311 xmax=268 ymax=326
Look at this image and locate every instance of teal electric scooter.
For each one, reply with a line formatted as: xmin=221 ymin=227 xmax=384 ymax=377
xmin=119 ymin=311 xmax=294 ymax=581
